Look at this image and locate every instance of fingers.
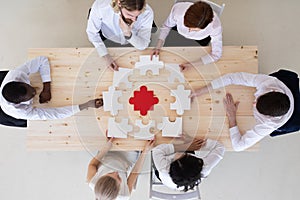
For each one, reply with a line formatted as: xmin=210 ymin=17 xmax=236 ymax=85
xmin=150 ymin=49 xmax=160 ymax=60
xmin=179 ymin=64 xmax=186 ymax=71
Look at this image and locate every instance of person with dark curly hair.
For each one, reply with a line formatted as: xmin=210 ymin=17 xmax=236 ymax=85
xmin=0 ymin=56 xmax=103 ymax=120
xmin=151 ymin=1 xmax=222 ymax=69
xmin=190 ymin=72 xmax=294 ymax=151
xmin=152 ymin=135 xmax=225 ymax=191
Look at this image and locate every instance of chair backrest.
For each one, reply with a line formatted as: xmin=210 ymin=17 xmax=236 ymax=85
xmin=269 ymin=69 xmax=300 ymax=137
xmin=174 ymin=0 xmax=225 ymax=17
xmin=0 ymin=70 xmax=27 ymax=128
xmin=150 ymin=152 xmax=201 ymax=200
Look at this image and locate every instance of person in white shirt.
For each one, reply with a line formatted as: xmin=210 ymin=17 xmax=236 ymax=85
xmin=150 ymin=1 xmax=222 ymax=69
xmin=152 ymin=135 xmax=225 ymax=192
xmin=87 ymin=0 xmax=154 ymax=71
xmin=0 ymin=56 xmax=103 ymax=120
xmin=190 ymin=72 xmax=294 ymax=151
xmin=86 ymin=136 xmax=155 ymax=200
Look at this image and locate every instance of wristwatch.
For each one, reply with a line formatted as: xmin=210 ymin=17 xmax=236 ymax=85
xmin=124 ymin=33 xmax=132 ymax=40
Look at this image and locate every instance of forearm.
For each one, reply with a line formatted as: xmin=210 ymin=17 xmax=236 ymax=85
xmin=127 ymin=151 xmax=147 ymax=192
xmin=194 ymin=83 xmax=212 ymax=96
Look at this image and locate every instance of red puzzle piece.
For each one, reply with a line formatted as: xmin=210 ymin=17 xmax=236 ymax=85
xmin=129 ymin=86 xmax=159 ymax=116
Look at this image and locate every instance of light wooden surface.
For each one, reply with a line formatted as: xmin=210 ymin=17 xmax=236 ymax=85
xmin=27 ymin=46 xmax=258 ymax=151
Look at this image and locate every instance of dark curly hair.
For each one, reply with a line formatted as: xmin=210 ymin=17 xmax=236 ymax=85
xmin=2 ymin=81 xmax=27 ymax=104
xmin=169 ymin=154 xmax=203 ymax=192
xmin=184 ymin=1 xmax=214 ymax=29
xmin=256 ymin=91 xmax=290 ymax=117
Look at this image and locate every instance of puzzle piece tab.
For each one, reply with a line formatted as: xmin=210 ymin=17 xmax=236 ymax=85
xmin=170 ymin=85 xmax=191 ymax=115
xmin=135 ymin=55 xmax=164 ymax=75
xmin=103 ymin=86 xmax=123 ymax=116
xmin=134 ymin=120 xmax=155 ymax=140
xmin=129 ymin=86 xmax=159 ymax=116
xmin=157 ymin=117 xmax=182 ymax=137
xmin=165 ymin=63 xmax=185 ymax=83
xmin=113 ymin=68 xmax=133 ymax=89
xmin=107 ymin=118 xmax=132 ymax=138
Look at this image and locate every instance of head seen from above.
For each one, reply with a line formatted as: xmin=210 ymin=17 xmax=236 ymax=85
xmin=256 ymin=91 xmax=290 ymax=117
xmin=2 ymin=81 xmax=36 ymax=104
xmin=94 ymin=172 xmax=121 ymax=200
xmin=112 ymin=0 xmax=146 ymax=25
xmin=169 ymin=154 xmax=203 ymax=192
xmin=184 ymin=1 xmax=213 ymax=31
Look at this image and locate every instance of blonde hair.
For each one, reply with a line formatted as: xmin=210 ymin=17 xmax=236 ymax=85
xmin=111 ymin=0 xmax=146 ymax=13
xmin=94 ymin=176 xmax=120 ymax=200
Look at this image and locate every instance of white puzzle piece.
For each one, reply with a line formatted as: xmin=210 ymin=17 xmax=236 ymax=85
xmin=157 ymin=117 xmax=182 ymax=137
xmin=113 ymin=68 xmax=133 ymax=89
xmin=170 ymin=85 xmax=191 ymax=115
xmin=165 ymin=63 xmax=185 ymax=83
xmin=108 ymin=118 xmax=133 ymax=138
xmin=134 ymin=120 xmax=155 ymax=140
xmin=135 ymin=55 xmax=164 ymax=75
xmin=103 ymin=86 xmax=123 ymax=116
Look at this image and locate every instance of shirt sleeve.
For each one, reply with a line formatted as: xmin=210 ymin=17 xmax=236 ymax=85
xmin=152 ymin=144 xmax=175 ymax=172
xmin=201 ymin=17 xmax=223 ymax=64
xmin=15 ymin=56 xmax=51 ymax=82
xmin=12 ymin=105 xmax=81 ymax=120
xmin=127 ymin=6 xmax=153 ymax=50
xmin=86 ymin=3 xmax=108 ymax=57
xmin=197 ymin=139 xmax=225 ymax=177
xmin=158 ymin=5 xmax=177 ymax=42
xmin=229 ymin=124 xmax=275 ymax=151
xmin=211 ymin=72 xmax=272 ymax=89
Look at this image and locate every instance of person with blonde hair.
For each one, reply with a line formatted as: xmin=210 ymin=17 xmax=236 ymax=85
xmin=150 ymin=1 xmax=222 ymax=70
xmin=86 ymin=135 xmax=155 ymax=200
xmin=87 ymin=0 xmax=154 ymax=71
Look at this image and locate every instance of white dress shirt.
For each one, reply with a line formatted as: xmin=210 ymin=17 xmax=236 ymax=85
xmin=89 ymin=151 xmax=139 ymax=200
xmin=211 ymin=72 xmax=294 ymax=151
xmin=152 ymin=139 xmax=225 ymax=190
xmin=0 ymin=56 xmax=80 ymax=120
xmin=87 ymin=0 xmax=154 ymax=57
xmin=158 ymin=2 xmax=223 ymax=64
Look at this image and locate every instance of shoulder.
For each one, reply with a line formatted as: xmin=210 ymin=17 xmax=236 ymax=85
xmin=172 ymin=2 xmax=192 ymax=15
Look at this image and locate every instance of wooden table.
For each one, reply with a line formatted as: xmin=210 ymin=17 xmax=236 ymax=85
xmin=27 ymin=46 xmax=258 ymax=151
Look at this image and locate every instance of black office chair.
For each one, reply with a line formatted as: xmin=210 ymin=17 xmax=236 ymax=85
xmin=0 ymin=70 xmax=27 ymax=128
xmin=269 ymin=69 xmax=300 ymax=137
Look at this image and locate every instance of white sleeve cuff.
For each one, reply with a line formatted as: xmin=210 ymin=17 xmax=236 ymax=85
xmin=96 ymin=45 xmax=108 ymax=57
xmin=201 ymin=54 xmax=215 ymax=65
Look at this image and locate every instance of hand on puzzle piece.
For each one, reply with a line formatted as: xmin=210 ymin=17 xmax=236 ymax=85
xmin=79 ymin=98 xmax=103 ymax=110
xmin=104 ymin=54 xmax=119 ymax=71
xmin=142 ymin=138 xmax=156 ymax=152
xmin=150 ymin=48 xmax=160 ymax=60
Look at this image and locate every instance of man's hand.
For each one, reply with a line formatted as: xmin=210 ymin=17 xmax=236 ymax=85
xmin=223 ymin=93 xmax=239 ymax=128
xmin=187 ymin=138 xmax=207 ymax=151
xmin=39 ymin=82 xmax=51 ymax=103
xmin=104 ymin=54 xmax=119 ymax=71
xmin=119 ymin=16 xmax=134 ymax=37
xmin=79 ymin=98 xmax=103 ymax=110
xmin=150 ymin=48 xmax=160 ymax=60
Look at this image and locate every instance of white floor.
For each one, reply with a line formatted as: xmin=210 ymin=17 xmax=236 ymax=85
xmin=0 ymin=0 xmax=300 ymax=199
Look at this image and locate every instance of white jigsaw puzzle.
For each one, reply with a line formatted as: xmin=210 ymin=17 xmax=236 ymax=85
xmin=165 ymin=63 xmax=185 ymax=83
xmin=134 ymin=120 xmax=155 ymax=140
xmin=170 ymin=85 xmax=191 ymax=115
xmin=113 ymin=68 xmax=133 ymax=88
xmin=107 ymin=118 xmax=132 ymax=138
xmin=103 ymin=86 xmax=123 ymax=116
xmin=135 ymin=55 xmax=164 ymax=75
xmin=157 ymin=117 xmax=182 ymax=137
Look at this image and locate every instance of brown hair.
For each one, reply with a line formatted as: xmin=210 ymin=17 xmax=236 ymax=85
xmin=94 ymin=175 xmax=120 ymax=200
xmin=111 ymin=0 xmax=146 ymax=12
xmin=184 ymin=1 xmax=213 ymax=29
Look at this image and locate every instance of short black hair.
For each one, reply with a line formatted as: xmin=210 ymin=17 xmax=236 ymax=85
xmin=2 ymin=81 xmax=27 ymax=104
xmin=256 ymin=91 xmax=290 ymax=117
xmin=169 ymin=154 xmax=203 ymax=192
